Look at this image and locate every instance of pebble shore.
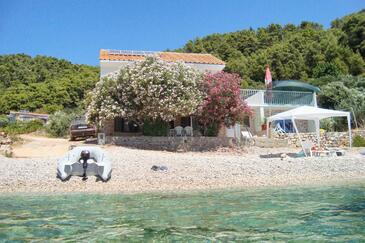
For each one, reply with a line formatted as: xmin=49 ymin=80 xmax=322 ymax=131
xmin=0 ymin=146 xmax=364 ymax=194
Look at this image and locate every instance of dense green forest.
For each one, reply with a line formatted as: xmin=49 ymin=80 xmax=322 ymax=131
xmin=0 ymin=54 xmax=99 ymax=114
xmin=177 ymin=9 xmax=365 ymax=87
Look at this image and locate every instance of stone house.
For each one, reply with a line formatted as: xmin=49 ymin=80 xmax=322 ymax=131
xmin=98 ymin=49 xmax=321 ymax=139
xmin=99 ymin=49 xmax=225 ymax=137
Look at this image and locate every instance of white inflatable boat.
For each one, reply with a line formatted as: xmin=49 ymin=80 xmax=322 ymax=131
xmin=57 ymin=146 xmax=112 ymax=181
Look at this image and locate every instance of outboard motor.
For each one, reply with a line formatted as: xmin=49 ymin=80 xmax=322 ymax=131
xmin=80 ymin=150 xmax=90 ymax=181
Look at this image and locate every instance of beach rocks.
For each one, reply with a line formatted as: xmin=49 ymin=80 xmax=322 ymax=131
xmin=0 ymin=145 xmax=364 ymax=194
xmin=151 ymin=165 xmax=168 ymax=172
xmin=0 ymin=133 xmax=13 ymax=157
xmin=1 ymin=145 xmax=13 ymax=157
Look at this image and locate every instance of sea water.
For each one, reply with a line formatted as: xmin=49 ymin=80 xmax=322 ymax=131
xmin=0 ymin=183 xmax=364 ymax=241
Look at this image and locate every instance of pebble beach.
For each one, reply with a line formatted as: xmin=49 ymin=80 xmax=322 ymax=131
xmin=1 ymin=145 xmax=365 ymax=194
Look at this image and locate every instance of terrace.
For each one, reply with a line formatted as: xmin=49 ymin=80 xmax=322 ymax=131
xmin=240 ymin=89 xmax=317 ymax=107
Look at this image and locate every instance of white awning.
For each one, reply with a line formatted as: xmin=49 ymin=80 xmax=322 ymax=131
xmin=266 ymin=106 xmax=352 ymax=152
xmin=267 ymin=106 xmax=350 ymax=122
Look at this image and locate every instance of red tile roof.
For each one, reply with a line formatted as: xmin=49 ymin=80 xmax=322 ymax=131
xmin=100 ymin=49 xmax=225 ymax=65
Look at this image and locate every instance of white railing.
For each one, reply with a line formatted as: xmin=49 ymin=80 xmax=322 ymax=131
xmin=240 ymin=89 xmax=315 ymax=106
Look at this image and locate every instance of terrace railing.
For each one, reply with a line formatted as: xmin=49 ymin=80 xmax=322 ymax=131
xmin=240 ymin=89 xmax=315 ymax=107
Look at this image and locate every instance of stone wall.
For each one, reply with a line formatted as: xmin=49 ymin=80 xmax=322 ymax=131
xmin=253 ymin=137 xmax=289 ymax=148
xmin=273 ymin=130 xmax=365 ymax=147
xmin=102 ymin=119 xmax=115 ymax=136
xmin=106 ymin=136 xmax=234 ymax=151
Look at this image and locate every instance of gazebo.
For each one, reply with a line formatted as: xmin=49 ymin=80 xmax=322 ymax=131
xmin=266 ymin=106 xmax=352 ymax=149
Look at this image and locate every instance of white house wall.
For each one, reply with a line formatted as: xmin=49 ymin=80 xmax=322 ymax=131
xmin=185 ymin=63 xmax=225 ymax=73
xmin=100 ymin=60 xmax=225 ymax=77
xmin=100 ymin=61 xmax=131 ymax=77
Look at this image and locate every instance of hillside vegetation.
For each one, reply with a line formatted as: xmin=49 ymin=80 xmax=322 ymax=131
xmin=0 ymin=54 xmax=99 ymax=114
xmin=177 ymin=9 xmax=365 ymax=88
xmin=176 ymin=9 xmax=365 ymax=128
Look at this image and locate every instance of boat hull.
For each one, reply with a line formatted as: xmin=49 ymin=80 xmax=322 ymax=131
xmin=57 ymin=146 xmax=112 ymax=181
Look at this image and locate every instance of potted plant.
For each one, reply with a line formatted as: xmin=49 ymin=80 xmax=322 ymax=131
xmin=261 ymin=118 xmax=267 ymax=131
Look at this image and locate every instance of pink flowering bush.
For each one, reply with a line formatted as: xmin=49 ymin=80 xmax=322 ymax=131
xmin=196 ymin=71 xmax=251 ymax=136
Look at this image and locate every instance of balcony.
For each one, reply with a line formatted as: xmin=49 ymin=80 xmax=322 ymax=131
xmin=240 ymin=89 xmax=316 ymax=107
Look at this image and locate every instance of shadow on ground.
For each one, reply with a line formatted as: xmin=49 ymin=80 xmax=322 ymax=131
xmin=259 ymin=153 xmax=299 ymax=159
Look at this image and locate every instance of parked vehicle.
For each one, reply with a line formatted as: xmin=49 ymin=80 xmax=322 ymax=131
xmin=69 ymin=123 xmax=96 ymax=141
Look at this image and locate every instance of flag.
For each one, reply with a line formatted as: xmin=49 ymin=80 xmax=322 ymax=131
xmin=265 ymin=66 xmax=272 ymax=89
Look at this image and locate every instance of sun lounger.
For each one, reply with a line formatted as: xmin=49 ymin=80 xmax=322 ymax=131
xmin=325 ymin=147 xmax=346 ymax=156
xmin=312 ymin=150 xmax=336 ymax=157
xmin=302 ymin=140 xmax=313 ymax=157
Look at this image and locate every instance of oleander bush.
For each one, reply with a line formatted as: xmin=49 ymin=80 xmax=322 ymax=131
xmin=86 ymin=56 xmax=204 ymax=124
xmin=196 ymin=72 xmax=252 ymax=136
xmin=87 ymin=58 xmax=253 ymax=136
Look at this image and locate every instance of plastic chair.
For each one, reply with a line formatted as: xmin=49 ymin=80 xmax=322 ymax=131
xmin=274 ymin=123 xmax=286 ymax=136
xmin=241 ymin=127 xmax=254 ymax=146
xmin=184 ymin=126 xmax=193 ymax=136
xmin=174 ymin=126 xmax=183 ymax=136
xmin=302 ymin=140 xmax=313 ymax=157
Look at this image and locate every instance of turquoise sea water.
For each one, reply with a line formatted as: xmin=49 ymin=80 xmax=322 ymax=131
xmin=1 ymin=184 xmax=365 ymax=241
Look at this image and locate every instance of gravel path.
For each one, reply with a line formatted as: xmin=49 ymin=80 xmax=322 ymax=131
xmin=1 ymin=146 xmax=364 ymax=194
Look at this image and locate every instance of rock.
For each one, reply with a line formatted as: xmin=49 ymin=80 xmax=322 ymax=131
xmin=1 ymin=145 xmax=13 ymax=157
xmin=151 ymin=165 xmax=168 ymax=172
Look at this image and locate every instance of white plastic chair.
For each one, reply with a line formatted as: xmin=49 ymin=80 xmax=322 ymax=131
xmin=184 ymin=126 xmax=193 ymax=136
xmin=174 ymin=126 xmax=183 ymax=136
xmin=241 ymin=130 xmax=254 ymax=146
xmin=302 ymin=140 xmax=313 ymax=157
xmin=274 ymin=123 xmax=286 ymax=136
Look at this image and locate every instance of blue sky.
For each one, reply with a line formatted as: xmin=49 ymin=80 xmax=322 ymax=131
xmin=0 ymin=0 xmax=364 ymax=66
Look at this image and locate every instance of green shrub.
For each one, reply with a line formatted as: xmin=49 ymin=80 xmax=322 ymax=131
xmin=143 ymin=119 xmax=168 ymax=136
xmin=0 ymin=115 xmax=9 ymax=127
xmin=46 ymin=111 xmax=78 ymax=137
xmin=1 ymin=119 xmax=44 ymax=135
xmin=204 ymin=123 xmax=220 ymax=137
xmin=353 ymin=135 xmax=365 ymax=147
xmin=36 ymin=104 xmax=64 ymax=114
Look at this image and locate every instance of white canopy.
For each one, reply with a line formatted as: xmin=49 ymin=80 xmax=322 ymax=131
xmin=266 ymin=106 xmax=352 ymax=151
xmin=267 ymin=106 xmax=350 ymax=122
